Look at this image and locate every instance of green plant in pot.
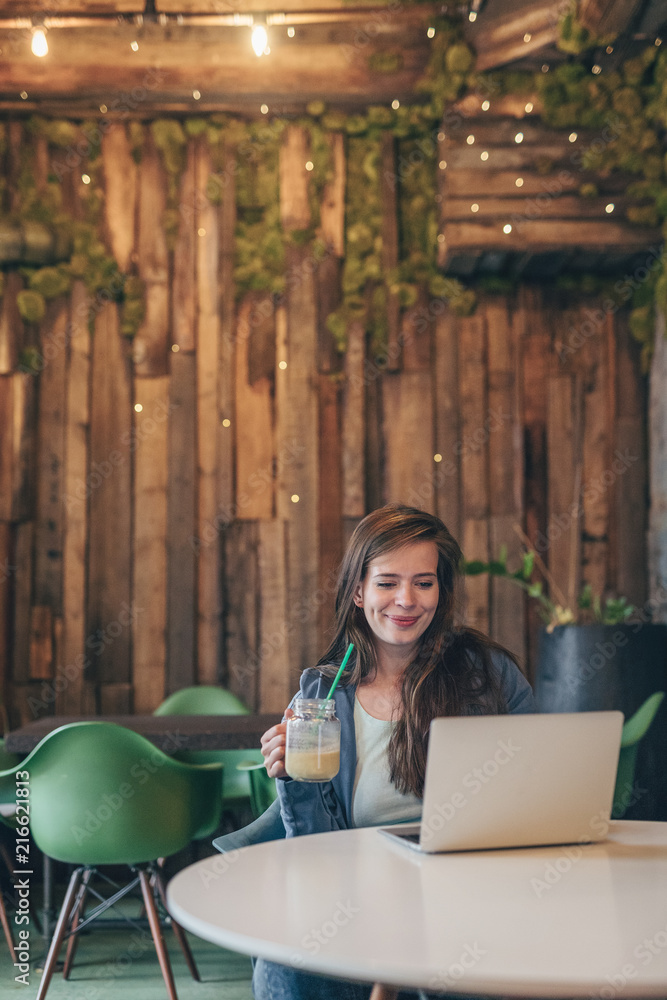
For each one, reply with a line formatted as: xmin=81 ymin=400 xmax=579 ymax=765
xmin=463 ymin=548 xmax=667 ymax=821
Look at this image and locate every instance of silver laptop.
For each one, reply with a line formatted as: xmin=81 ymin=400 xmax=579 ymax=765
xmin=378 ymin=711 xmax=624 ymax=853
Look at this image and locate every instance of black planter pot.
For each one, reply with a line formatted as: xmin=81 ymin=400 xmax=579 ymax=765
xmin=534 ymin=623 xmax=667 ymax=820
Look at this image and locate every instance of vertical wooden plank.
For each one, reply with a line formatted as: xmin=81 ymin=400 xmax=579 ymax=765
xmin=235 ymin=294 xmax=274 ymax=520
xmin=172 ymin=141 xmax=197 ymax=354
xmin=546 ymin=370 xmax=577 ymax=604
xmin=166 ymin=351 xmax=197 ymax=695
xmin=319 ymin=375 xmax=343 ymax=642
xmin=320 ymin=132 xmax=346 ymax=259
xmin=581 ymin=303 xmax=610 ymax=600
xmin=614 ymin=309 xmax=647 ymax=606
xmin=132 ymin=376 xmax=169 ymax=713
xmin=102 ymin=123 xmax=138 ymax=274
xmin=12 ymin=523 xmax=33 ymax=687
xmin=648 ymin=309 xmax=667 ymax=620
xmin=434 ymin=312 xmax=461 ymax=540
xmin=0 ymin=377 xmax=13 ymax=521
xmin=87 ymin=302 xmax=132 ymax=709
xmin=196 ymin=135 xmax=221 ymax=684
xmin=459 ymin=313 xmax=489 ymax=631
xmin=382 ymin=371 xmax=435 ymax=512
xmin=33 ymin=301 xmax=68 ymax=635
xmin=135 ymin=134 xmax=169 ymax=377
xmin=0 ymin=522 xmax=13 ymax=729
xmin=225 ymin=521 xmax=260 ymax=708
xmin=0 ymin=272 xmax=23 ymax=374
xmin=380 ymin=132 xmax=400 ymax=371
xmin=258 ymin=519 xmax=291 ymax=713
xmin=279 ymin=127 xmax=320 ymax=677
xmin=218 ymin=140 xmax=236 ymax=520
xmin=57 ymin=281 xmax=93 ymax=715
xmin=486 ymin=296 xmax=525 ymax=664
xmin=341 ymin=318 xmax=365 ymax=521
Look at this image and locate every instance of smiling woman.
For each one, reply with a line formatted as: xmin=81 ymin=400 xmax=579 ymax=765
xmin=256 ymin=502 xmax=536 ymax=1000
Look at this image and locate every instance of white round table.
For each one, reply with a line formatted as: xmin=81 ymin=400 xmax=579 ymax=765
xmin=167 ymin=820 xmax=667 ymax=996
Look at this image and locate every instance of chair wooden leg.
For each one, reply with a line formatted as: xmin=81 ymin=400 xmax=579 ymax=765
xmin=139 ymin=868 xmax=179 ymax=1000
xmin=62 ymin=868 xmax=92 ymax=979
xmin=0 ymin=888 xmax=15 ymax=955
xmin=37 ymin=867 xmax=84 ymax=1000
xmin=370 ymin=986 xmax=399 ymax=1000
xmin=153 ymin=866 xmax=200 ymax=981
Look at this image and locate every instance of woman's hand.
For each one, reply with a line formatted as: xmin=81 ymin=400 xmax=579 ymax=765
xmin=260 ymin=708 xmax=294 ymax=779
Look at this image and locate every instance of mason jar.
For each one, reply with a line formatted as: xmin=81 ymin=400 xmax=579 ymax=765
xmin=285 ymin=698 xmax=341 ymax=782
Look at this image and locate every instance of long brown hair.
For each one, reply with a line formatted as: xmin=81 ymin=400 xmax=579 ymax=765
xmin=316 ymin=503 xmax=513 ymax=797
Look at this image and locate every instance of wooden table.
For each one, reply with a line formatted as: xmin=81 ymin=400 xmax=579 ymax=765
xmin=168 ymin=820 xmax=667 ymax=997
xmin=4 ymin=713 xmax=282 ymax=755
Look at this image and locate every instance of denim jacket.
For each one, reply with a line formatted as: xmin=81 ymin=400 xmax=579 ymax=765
xmin=277 ymin=650 xmax=536 ymax=838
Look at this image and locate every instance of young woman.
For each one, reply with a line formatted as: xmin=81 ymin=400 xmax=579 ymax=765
xmin=258 ymin=503 xmax=536 ymax=999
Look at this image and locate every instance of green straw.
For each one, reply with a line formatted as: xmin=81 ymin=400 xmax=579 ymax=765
xmin=325 ymin=642 xmax=354 ymax=702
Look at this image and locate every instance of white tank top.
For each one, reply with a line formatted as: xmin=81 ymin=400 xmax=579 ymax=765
xmin=351 ymin=696 xmax=423 ymax=828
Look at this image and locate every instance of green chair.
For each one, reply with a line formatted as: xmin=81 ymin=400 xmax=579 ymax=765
xmin=0 ymin=737 xmax=20 ymax=956
xmin=0 ymin=721 xmax=222 ymax=1000
xmin=613 ymin=691 xmax=665 ymax=818
xmin=154 ymin=685 xmax=276 ymax=818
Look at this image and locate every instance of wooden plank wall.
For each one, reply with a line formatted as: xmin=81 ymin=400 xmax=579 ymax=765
xmin=0 ymin=121 xmax=649 ymax=725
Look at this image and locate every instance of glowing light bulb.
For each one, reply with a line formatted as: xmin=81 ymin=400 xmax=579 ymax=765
xmin=31 ymin=28 xmax=48 ymax=58
xmin=251 ymin=24 xmax=268 ymax=57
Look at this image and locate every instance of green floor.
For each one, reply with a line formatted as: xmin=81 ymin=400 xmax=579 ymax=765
xmin=0 ymin=872 xmax=254 ymax=999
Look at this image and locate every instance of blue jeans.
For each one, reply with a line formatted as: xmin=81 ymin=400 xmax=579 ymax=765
xmin=252 ymin=959 xmax=424 ymax=1000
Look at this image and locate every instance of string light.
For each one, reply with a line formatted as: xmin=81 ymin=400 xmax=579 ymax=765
xmin=569 ymin=132 xmax=578 ymax=143
xmin=134 ymin=403 xmax=143 ymax=413
xmin=20 ymin=91 xmax=28 ymax=100
xmin=222 ymin=418 xmax=231 ymax=427
xmin=592 ymin=64 xmax=601 ymax=74
xmin=481 ymin=100 xmax=490 ymax=111
xmin=251 ymin=23 xmax=269 ymax=57
xmin=523 ymin=33 xmax=531 ymax=43
xmin=468 ymin=11 xmax=477 ymax=21
xmin=480 ymin=151 xmax=489 ymax=161
xmin=305 ymin=161 xmax=314 ymax=171
xmin=525 ymin=102 xmax=534 ymax=113
xmin=466 ymin=135 xmax=475 ymax=145
xmin=438 ymin=160 xmax=447 ymax=170
xmin=606 ymin=45 xmax=614 ymax=54
xmin=31 ymin=28 xmax=48 ymax=58
xmin=130 ymin=40 xmax=139 ymax=51
xmin=605 ymin=203 xmax=615 ymax=214
xmin=515 ymin=132 xmax=524 ymax=143
xmin=515 ymin=177 xmax=524 ymax=188
xmin=278 ymin=361 xmax=287 ymax=370
xmin=192 ymin=90 xmax=201 ymax=100
xmin=433 ymin=454 xmax=442 ymax=463
xmin=437 ymin=234 xmax=445 ymax=244
xmin=471 ymin=203 xmax=479 ymax=213
xmin=260 ymin=104 xmax=269 ymax=114
xmin=171 ymin=344 xmax=180 ymax=353
xmin=427 ymin=26 xmax=435 ymax=38
xmin=391 ymin=99 xmax=400 ymax=110
xmin=291 ymin=494 xmax=300 ymax=503
xmin=287 ymin=26 xmax=295 ymax=38
xmin=100 ymin=104 xmax=108 ymax=114
xmin=81 ymin=174 xmax=91 ymax=184
xmin=503 ymin=224 xmax=512 ymax=234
